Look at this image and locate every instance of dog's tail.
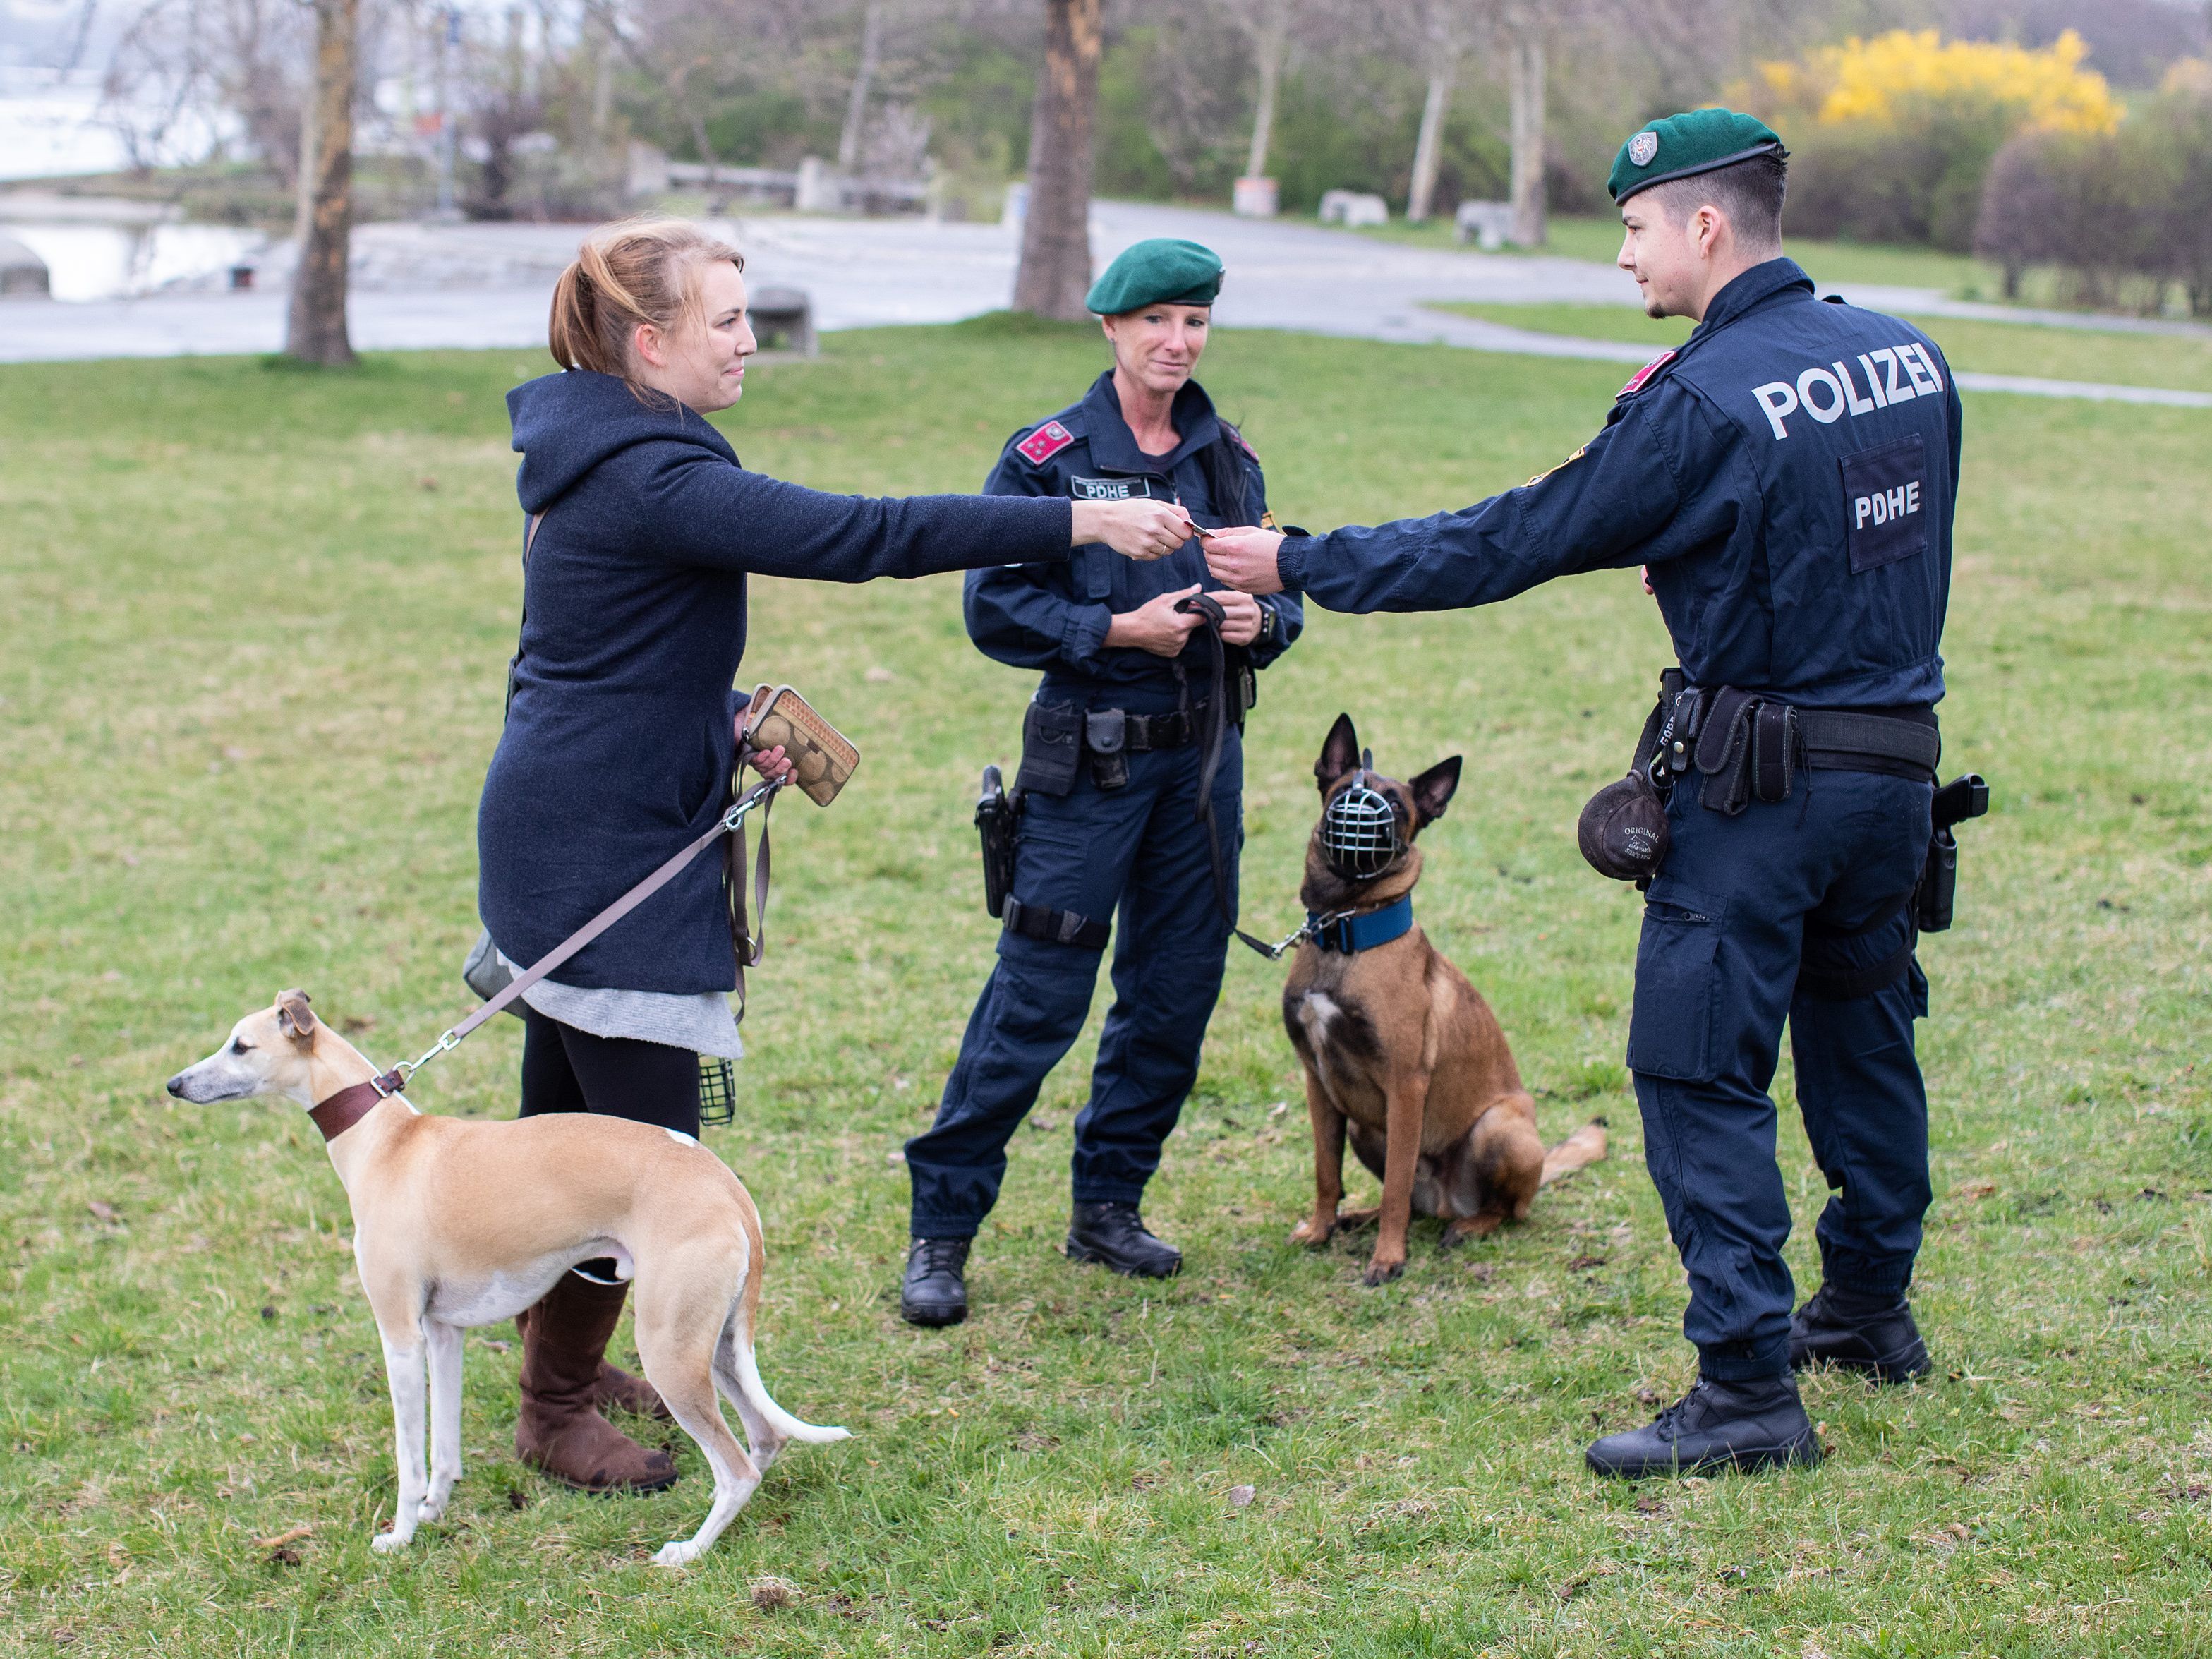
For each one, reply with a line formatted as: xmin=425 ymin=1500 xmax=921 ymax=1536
xmin=1539 ymin=1116 xmax=1609 ymax=1187
xmin=719 ymin=1312 xmax=851 ymax=1446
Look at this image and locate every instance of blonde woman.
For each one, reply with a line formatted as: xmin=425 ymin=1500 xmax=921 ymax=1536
xmin=481 ymin=219 xmax=1187 ymax=1494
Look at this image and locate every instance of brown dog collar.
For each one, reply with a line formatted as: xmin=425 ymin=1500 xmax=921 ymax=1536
xmin=308 ymin=1072 xmax=404 ymax=1142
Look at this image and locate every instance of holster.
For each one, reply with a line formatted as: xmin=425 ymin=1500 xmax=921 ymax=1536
xmin=1084 ymin=707 xmax=1129 ymax=790
xmin=1015 ymin=696 xmax=1082 ymax=797
xmin=1916 ymin=773 xmax=1988 ymax=933
xmin=974 ymin=765 xmax=1020 ymax=920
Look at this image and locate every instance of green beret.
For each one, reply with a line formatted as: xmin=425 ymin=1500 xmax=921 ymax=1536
xmin=1085 ymin=238 xmax=1223 ymax=316
xmin=1609 ymin=109 xmax=1787 ymax=205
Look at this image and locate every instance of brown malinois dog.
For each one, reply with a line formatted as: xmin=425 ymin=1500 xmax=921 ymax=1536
xmin=1283 ymin=715 xmax=1608 ymax=1285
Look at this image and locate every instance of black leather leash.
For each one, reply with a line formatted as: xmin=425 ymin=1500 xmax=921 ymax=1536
xmin=1174 ymin=593 xmax=1315 ymax=962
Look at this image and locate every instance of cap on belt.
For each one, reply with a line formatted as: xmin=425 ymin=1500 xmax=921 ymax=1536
xmin=1086 ymin=238 xmax=1223 ymax=316
xmin=1609 ymin=109 xmax=1787 ymax=205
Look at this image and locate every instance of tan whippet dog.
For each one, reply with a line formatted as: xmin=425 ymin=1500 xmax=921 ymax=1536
xmin=166 ymin=989 xmax=847 ymax=1567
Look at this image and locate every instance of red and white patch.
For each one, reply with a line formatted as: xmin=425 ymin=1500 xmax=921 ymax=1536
xmin=1616 ymin=350 xmax=1676 ymax=401
xmin=1231 ymin=428 xmax=1259 ymax=461
xmin=1016 ymin=420 xmax=1077 ymax=466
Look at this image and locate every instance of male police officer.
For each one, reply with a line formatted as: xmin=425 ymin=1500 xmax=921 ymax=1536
xmin=899 ymin=239 xmax=1303 ymax=1325
xmin=1204 ymin=113 xmax=1960 ymax=1476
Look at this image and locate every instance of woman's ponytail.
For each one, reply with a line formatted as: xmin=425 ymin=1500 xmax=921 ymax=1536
xmin=546 ymin=218 xmax=744 ymax=382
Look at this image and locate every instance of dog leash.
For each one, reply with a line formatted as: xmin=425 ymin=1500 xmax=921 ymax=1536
xmin=1172 ymin=591 xmax=1355 ymax=963
xmin=368 ymin=777 xmax=785 ymax=1100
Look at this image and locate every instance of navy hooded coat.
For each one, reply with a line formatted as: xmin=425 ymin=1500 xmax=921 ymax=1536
xmin=480 ymin=369 xmax=1072 ymax=995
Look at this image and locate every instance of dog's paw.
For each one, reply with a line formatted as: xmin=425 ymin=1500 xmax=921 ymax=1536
xmin=653 ymin=1540 xmax=701 ymax=1569
xmin=1360 ymin=1255 xmax=1406 ymax=1287
xmin=414 ymin=1498 xmax=445 ymax=1525
xmin=1288 ymin=1215 xmax=1336 ymax=1248
xmin=371 ymin=1531 xmax=413 ymax=1555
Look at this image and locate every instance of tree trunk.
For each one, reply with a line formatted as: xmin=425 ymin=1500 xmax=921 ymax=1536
xmin=1407 ymin=59 xmax=1455 ymax=222
xmin=1013 ymin=0 xmax=1101 ymax=320
xmin=1242 ymin=0 xmax=1291 ymax=181
xmin=286 ymin=0 xmax=358 ymax=366
xmin=1506 ymin=28 xmax=1545 ymax=248
xmin=837 ymin=1 xmax=886 ymax=174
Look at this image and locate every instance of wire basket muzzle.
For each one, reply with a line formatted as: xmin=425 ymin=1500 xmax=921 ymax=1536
xmin=1320 ymin=782 xmax=1404 ymax=879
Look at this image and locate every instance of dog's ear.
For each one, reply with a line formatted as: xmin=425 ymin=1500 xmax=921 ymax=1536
xmin=1408 ymin=756 xmax=1463 ymax=826
xmin=275 ymin=989 xmax=318 ymax=1042
xmin=1316 ymin=713 xmax=1360 ymax=794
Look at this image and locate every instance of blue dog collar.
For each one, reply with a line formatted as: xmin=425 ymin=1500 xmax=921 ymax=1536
xmin=1308 ymin=893 xmax=1414 ymax=954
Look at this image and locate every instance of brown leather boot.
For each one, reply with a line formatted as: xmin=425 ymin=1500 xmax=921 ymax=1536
xmin=514 ymin=1274 xmax=679 ymax=1493
xmin=514 ymin=1300 xmax=671 ymax=1420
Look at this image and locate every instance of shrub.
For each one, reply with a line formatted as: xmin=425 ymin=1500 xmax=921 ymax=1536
xmin=1746 ymin=29 xmax=2122 ymax=251
xmin=1976 ymin=68 xmax=2212 ymax=315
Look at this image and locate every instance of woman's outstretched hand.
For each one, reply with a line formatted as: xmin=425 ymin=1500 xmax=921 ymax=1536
xmin=1073 ymin=498 xmax=1195 ymax=562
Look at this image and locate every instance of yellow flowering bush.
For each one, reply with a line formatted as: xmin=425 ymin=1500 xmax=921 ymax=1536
xmin=1759 ymin=29 xmax=2122 ymax=137
xmin=1741 ymin=30 xmax=2127 ymax=251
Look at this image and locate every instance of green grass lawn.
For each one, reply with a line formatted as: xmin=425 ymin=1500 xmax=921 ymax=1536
xmin=1430 ymin=302 xmax=2212 ymax=394
xmin=4 ymin=320 xmax=2210 ymax=1655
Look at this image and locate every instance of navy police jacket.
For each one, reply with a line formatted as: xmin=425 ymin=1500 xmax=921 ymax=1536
xmin=1279 ymin=259 xmax=1960 ymax=708
xmin=968 ymin=370 xmax=1303 ymax=711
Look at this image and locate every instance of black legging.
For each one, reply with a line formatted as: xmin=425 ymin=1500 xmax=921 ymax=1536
xmin=518 ymin=1005 xmax=701 ymax=1138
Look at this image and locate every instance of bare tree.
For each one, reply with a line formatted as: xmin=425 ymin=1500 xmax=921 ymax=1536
xmin=98 ymin=0 xmax=312 ymax=182
xmin=1013 ymin=0 xmax=1101 ymax=319
xmin=286 ymin=0 xmax=359 ymax=364
xmin=1206 ymin=0 xmax=1298 ymax=181
xmin=1503 ymin=1 xmax=1545 ymax=245
xmin=1400 ymin=0 xmax=1485 ymax=221
xmin=836 ymin=1 xmax=887 ymax=170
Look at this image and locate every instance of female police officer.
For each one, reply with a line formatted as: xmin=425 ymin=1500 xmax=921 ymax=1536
xmin=485 ymin=218 xmax=1190 ymax=1492
xmin=899 ymin=239 xmax=1303 ymax=1325
xmin=1205 ymin=114 xmax=1963 ymax=1478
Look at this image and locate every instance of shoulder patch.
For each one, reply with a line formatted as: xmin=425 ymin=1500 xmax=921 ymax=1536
xmin=1016 ymin=420 xmax=1077 ymax=466
xmin=1231 ymin=427 xmax=1259 ymax=461
xmin=1616 ymin=349 xmax=1677 ymax=402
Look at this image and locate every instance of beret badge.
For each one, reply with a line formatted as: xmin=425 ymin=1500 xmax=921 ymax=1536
xmin=1628 ymin=130 xmax=1659 ymax=167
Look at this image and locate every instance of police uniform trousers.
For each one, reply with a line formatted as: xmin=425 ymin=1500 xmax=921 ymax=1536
xmin=1627 ymin=768 xmax=1935 ymax=1381
xmin=906 ymin=733 xmax=1240 ymax=1238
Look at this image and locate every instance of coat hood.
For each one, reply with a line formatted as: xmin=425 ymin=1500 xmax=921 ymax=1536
xmin=507 ymin=369 xmax=737 ymax=514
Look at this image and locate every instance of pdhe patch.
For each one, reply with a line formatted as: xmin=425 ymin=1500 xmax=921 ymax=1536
xmin=1017 ymin=421 xmax=1077 ymax=466
xmin=1068 ymin=475 xmax=1162 ymax=501
xmin=1839 ymin=434 xmax=1929 ymax=574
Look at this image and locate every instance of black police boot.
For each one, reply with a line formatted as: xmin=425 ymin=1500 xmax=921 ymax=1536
xmin=1065 ymin=1202 xmax=1182 ymax=1278
xmin=1789 ymin=1283 xmax=1931 ymax=1384
xmin=1584 ymin=1373 xmax=1821 ymax=1479
xmin=899 ymin=1236 xmax=971 ymax=1327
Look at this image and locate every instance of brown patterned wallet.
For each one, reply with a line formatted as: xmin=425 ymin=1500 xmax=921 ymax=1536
xmin=742 ymin=684 xmax=860 ymax=807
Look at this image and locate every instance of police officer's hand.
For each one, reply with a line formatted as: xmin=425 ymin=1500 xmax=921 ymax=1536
xmin=1207 ymin=589 xmax=1264 ymax=646
xmin=1202 ymin=526 xmax=1286 ymax=596
xmin=1106 ymin=585 xmax=1206 ymax=658
xmin=1072 ymin=498 xmax=1190 ymax=562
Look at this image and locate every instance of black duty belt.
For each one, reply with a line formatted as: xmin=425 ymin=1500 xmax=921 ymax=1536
xmin=1097 ymin=702 xmax=1209 ymax=754
xmin=1649 ymin=680 xmax=1939 ymax=816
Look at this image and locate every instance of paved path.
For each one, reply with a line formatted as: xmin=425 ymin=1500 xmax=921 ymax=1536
xmin=1 ymin=199 xmax=2206 ymax=408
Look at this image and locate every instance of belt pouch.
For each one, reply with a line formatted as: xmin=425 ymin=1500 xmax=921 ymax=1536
xmin=1086 ymin=707 xmax=1129 ymax=790
xmin=1917 ymin=826 xmax=1959 ymax=932
xmin=1015 ymin=697 xmax=1082 ymax=797
xmin=1751 ymin=702 xmax=1797 ymax=802
xmin=1695 ymin=687 xmax=1757 ymax=816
